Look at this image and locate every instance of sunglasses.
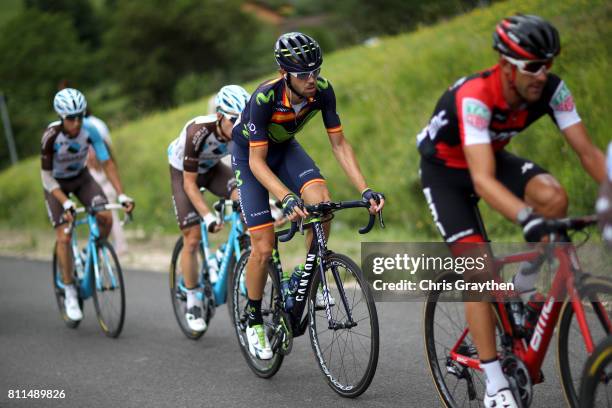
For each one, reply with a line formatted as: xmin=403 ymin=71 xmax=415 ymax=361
xmin=64 ymin=113 xmax=84 ymax=121
xmin=503 ymin=56 xmax=553 ymax=76
xmin=288 ymin=68 xmax=321 ymax=80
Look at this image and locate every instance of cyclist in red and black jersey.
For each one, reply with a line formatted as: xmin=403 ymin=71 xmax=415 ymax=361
xmin=231 ymin=32 xmax=384 ymax=360
xmin=417 ymin=15 xmax=606 ymax=407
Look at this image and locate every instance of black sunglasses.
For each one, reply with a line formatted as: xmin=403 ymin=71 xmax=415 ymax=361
xmin=64 ymin=113 xmax=84 ymax=121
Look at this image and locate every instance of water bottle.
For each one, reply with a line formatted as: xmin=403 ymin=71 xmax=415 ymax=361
xmin=283 ymin=265 xmax=305 ymax=311
xmin=507 ymin=300 xmax=525 ymax=338
xmin=288 ymin=264 xmax=305 ymax=294
xmin=523 ymin=292 xmax=546 ymax=340
xmin=74 ymin=247 xmax=86 ymax=278
xmin=207 ymin=255 xmax=219 ymax=284
xmin=280 ymin=272 xmax=292 ymax=311
xmin=215 ymin=244 xmax=226 ymax=265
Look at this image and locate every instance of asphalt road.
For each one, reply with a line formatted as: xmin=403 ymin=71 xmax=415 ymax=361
xmin=0 ymin=257 xmax=567 ymax=407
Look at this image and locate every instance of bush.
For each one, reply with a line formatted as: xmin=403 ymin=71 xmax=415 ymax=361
xmin=0 ymin=9 xmax=93 ymax=167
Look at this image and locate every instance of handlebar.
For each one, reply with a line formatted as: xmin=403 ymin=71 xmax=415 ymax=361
xmin=278 ymin=200 xmax=384 ymax=243
xmin=64 ymin=203 xmax=133 ymax=234
xmin=543 ymin=215 xmax=598 ymax=234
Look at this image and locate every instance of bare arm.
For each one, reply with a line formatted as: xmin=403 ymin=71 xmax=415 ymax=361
xmin=464 ymin=144 xmax=526 ymax=222
xmin=562 ymin=122 xmax=606 ymax=183
xmin=101 ymin=159 xmax=125 ymax=195
xmin=328 ymin=132 xmax=368 ymax=192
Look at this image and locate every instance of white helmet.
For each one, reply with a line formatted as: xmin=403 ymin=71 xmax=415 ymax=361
xmin=214 ymin=85 xmax=250 ymax=119
xmin=53 ymin=88 xmax=87 ymax=119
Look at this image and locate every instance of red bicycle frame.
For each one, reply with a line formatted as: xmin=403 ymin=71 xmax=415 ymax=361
xmin=448 ymin=242 xmax=612 ymax=383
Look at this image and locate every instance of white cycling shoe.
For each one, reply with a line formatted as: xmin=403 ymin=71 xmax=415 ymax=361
xmin=246 ymin=324 xmax=273 ymax=360
xmin=64 ymin=294 xmax=83 ymax=321
xmin=185 ymin=306 xmax=207 ymax=332
xmin=315 ymin=289 xmax=336 ymax=309
xmin=484 ymin=388 xmax=519 ymax=408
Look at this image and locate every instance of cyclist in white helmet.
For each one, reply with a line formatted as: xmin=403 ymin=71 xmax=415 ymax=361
xmin=41 ymin=88 xmax=135 ymax=322
xmin=167 ymin=84 xmax=250 ymax=332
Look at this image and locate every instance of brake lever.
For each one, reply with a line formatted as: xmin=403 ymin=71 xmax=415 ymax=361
xmin=378 ymin=208 xmax=385 ymax=229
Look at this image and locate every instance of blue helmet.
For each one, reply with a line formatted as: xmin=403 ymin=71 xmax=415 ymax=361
xmin=53 ymin=88 xmax=87 ymax=118
xmin=214 ymin=85 xmax=250 ymax=119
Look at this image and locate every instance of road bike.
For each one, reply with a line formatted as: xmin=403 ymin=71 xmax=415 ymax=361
xmin=579 ymin=334 xmax=612 ymax=407
xmin=169 ymin=198 xmax=249 ymax=339
xmin=231 ymin=200 xmax=383 ymax=397
xmin=424 ymin=214 xmax=611 ymax=407
xmin=52 ymin=203 xmax=131 ymax=338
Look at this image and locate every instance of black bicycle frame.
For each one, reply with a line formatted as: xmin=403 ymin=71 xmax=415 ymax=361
xmin=272 ymin=219 xmax=355 ymax=335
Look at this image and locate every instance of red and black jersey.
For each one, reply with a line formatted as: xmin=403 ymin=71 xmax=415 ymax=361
xmin=417 ymin=64 xmax=581 ymax=169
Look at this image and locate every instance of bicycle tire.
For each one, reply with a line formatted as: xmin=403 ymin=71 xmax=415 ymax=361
xmin=308 ymin=253 xmax=379 ymax=398
xmin=52 ymin=242 xmax=83 ymax=329
xmin=169 ymin=236 xmax=206 ymax=340
xmin=230 ymin=249 xmax=283 ymax=378
xmin=579 ymin=335 xmax=612 ymax=408
xmin=423 ymin=271 xmax=501 ymax=407
xmin=91 ymin=240 xmax=126 ymax=338
xmin=558 ymin=276 xmax=612 ymax=407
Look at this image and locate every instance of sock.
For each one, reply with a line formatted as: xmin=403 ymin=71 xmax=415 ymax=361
xmin=246 ymin=297 xmax=263 ymax=326
xmin=481 ymin=358 xmax=509 ymax=395
xmin=64 ymin=283 xmax=77 ymax=299
xmin=186 ymin=287 xmax=201 ymax=310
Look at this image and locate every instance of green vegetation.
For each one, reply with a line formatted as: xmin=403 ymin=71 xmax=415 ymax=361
xmin=0 ymin=0 xmax=609 ymax=242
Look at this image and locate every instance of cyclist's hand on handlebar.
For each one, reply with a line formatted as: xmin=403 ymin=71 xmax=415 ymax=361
xmin=281 ymin=193 xmax=308 ymax=222
xmin=62 ymin=199 xmax=76 ymax=223
xmin=118 ymin=193 xmax=135 ymax=213
xmin=361 ymin=188 xmax=385 ymax=214
xmin=520 ymin=211 xmax=547 ymax=242
xmin=203 ymin=212 xmax=223 ymax=233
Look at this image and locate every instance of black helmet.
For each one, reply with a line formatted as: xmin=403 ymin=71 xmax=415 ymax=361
xmin=493 ymin=14 xmax=560 ymax=60
xmin=274 ymin=32 xmax=322 ymax=72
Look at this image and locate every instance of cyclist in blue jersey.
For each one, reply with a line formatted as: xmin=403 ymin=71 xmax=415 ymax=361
xmin=231 ymin=32 xmax=385 ymax=360
xmin=41 ymin=88 xmax=134 ymax=322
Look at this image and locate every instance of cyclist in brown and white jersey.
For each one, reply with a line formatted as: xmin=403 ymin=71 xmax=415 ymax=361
xmin=167 ymin=85 xmax=250 ymax=332
xmin=41 ymin=88 xmax=134 ymax=322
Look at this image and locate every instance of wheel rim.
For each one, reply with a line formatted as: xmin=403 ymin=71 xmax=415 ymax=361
xmin=309 ymin=258 xmax=378 ymax=394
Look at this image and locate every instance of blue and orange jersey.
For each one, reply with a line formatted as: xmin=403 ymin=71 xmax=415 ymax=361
xmin=232 ymin=76 xmax=342 ymax=150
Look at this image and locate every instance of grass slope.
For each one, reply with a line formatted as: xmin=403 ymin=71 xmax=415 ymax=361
xmin=0 ymin=0 xmax=609 ymax=241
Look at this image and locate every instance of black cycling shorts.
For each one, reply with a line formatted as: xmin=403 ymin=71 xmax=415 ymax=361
xmin=232 ymin=139 xmax=325 ymax=231
xmin=420 ymin=150 xmax=548 ymax=243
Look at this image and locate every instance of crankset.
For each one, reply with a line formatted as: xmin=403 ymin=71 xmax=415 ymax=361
xmin=501 ymin=354 xmax=533 ymax=408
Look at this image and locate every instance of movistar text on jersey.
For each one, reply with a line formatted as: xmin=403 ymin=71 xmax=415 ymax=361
xmin=371 ymin=253 xmax=487 ymax=275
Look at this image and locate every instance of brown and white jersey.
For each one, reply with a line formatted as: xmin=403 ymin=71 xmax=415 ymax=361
xmin=167 ymin=115 xmax=230 ymax=173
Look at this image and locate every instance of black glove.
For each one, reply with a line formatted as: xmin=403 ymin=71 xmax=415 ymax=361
xmin=281 ymin=193 xmax=303 ymax=217
xmin=520 ymin=212 xmax=548 ymax=243
xmin=361 ymin=188 xmax=385 ymax=205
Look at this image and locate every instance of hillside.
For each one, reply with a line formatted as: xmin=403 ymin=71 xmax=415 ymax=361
xmin=0 ymin=0 xmax=609 ymax=240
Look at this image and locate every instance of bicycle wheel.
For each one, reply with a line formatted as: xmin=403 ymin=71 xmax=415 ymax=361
xmin=169 ymin=236 xmax=206 ymax=340
xmin=558 ymin=276 xmax=612 ymax=407
xmin=91 ymin=240 xmax=126 ymax=338
xmin=579 ymin=335 xmax=612 ymax=408
xmin=231 ymin=250 xmax=283 ymax=378
xmin=52 ymin=243 xmax=83 ymax=329
xmin=308 ymin=253 xmax=379 ymax=398
xmin=424 ymin=271 xmax=503 ymax=407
